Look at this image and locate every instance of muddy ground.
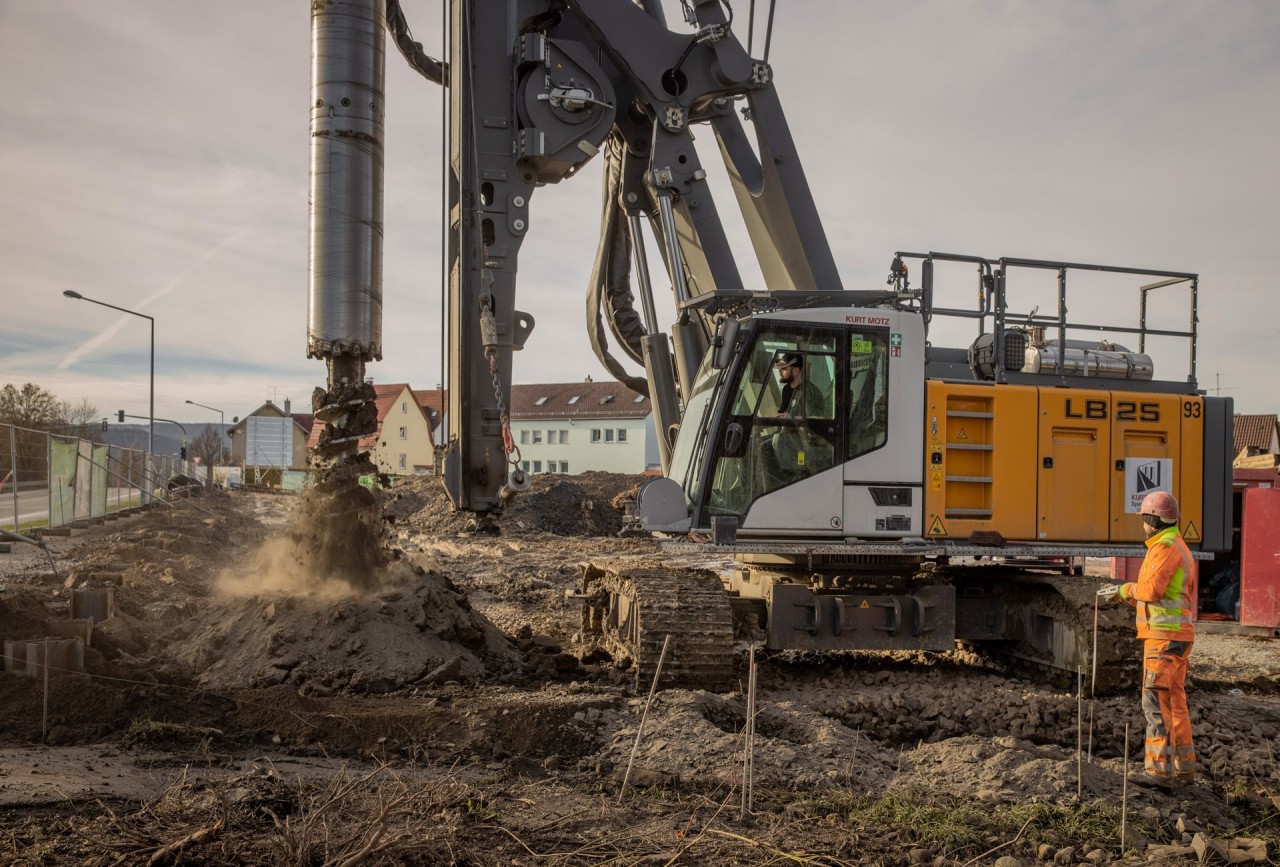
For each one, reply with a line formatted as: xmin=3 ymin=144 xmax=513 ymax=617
xmin=0 ymin=473 xmax=1276 ymax=865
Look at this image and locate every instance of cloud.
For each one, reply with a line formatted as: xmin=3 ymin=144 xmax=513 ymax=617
xmin=58 ymin=228 xmax=250 ymax=371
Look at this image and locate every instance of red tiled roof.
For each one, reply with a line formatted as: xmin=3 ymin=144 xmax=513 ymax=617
xmin=1234 ymin=414 xmax=1279 ymax=454
xmin=412 ymin=388 xmax=447 ymax=434
xmin=509 ymin=381 xmax=649 ymax=420
xmin=304 ymin=381 xmax=648 ymax=448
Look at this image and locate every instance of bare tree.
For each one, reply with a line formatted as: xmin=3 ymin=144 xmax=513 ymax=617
xmin=60 ymin=397 xmax=103 ymax=442
xmin=188 ymin=424 xmax=226 ymax=467
xmin=0 ymin=382 xmax=63 ymax=430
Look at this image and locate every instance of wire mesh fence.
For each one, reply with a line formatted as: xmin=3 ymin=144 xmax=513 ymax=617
xmin=0 ymin=424 xmax=201 ymax=532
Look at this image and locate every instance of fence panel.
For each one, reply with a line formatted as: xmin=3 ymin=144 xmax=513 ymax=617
xmin=0 ymin=423 xmax=176 ymax=530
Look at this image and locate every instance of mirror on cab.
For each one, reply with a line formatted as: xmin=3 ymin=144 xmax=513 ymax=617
xmin=711 ymin=316 xmax=740 ymax=370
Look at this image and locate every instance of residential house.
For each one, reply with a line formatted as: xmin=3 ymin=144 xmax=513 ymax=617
xmin=307 ymin=383 xmax=437 ymax=476
xmin=508 ymin=380 xmax=654 ymax=475
xmin=413 ymin=387 xmax=447 ymax=450
xmin=1233 ymin=414 xmax=1279 ymax=456
xmin=226 ymin=399 xmax=313 ymax=471
xmin=1233 ymin=413 xmax=1279 ymax=466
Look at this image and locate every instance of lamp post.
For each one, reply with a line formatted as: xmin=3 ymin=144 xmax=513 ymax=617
xmin=185 ymin=400 xmax=226 ymax=464
xmin=62 ymin=290 xmax=154 ymax=457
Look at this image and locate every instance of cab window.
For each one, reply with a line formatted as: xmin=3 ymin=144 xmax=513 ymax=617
xmin=707 ymin=326 xmax=839 ymax=518
xmin=847 ymin=332 xmax=889 ymax=460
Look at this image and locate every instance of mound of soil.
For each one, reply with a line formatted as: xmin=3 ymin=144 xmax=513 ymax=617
xmin=171 ymin=559 xmax=521 ymax=694
xmin=386 ymin=471 xmax=640 ymax=537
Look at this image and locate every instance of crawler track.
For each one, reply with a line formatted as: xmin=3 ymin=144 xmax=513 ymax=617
xmin=581 ymin=562 xmax=735 ymax=691
xmin=946 ymin=567 xmax=1139 ymax=692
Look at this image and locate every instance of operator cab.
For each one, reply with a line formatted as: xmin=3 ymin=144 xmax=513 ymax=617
xmin=649 ymin=305 xmax=926 ymax=541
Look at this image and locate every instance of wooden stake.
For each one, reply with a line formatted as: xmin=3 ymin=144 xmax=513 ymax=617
xmin=41 ymin=637 xmax=49 ymax=745
xmin=1076 ymin=666 xmax=1083 ymax=801
xmin=745 ymin=643 xmax=758 ymax=816
xmin=619 ymin=634 xmax=671 ymax=802
xmin=1121 ymin=722 xmax=1130 ymax=851
xmin=1088 ymin=594 xmax=1099 ymax=762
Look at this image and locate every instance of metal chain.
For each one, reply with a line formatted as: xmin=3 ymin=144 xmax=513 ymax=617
xmin=485 ymin=347 xmax=521 ymax=470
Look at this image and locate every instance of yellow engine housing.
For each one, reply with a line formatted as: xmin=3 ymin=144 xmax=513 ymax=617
xmin=924 ymin=381 xmax=1205 ymax=545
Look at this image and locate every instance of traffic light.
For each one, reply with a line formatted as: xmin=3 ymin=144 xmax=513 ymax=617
xmin=117 ymin=410 xmax=125 ymax=423
xmin=101 ymin=418 xmax=108 ymax=432
xmin=180 ymin=446 xmax=187 ymax=459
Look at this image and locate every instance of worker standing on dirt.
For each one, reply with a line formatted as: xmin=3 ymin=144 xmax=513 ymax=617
xmin=1098 ymin=491 xmax=1198 ymax=784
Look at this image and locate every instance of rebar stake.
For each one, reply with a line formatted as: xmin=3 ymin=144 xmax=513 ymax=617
xmin=1121 ymin=722 xmax=1130 ymax=852
xmin=1076 ymin=666 xmax=1084 ymax=801
xmin=1089 ymin=592 xmax=1100 ymax=762
xmin=41 ymin=637 xmax=49 ymax=745
xmin=619 ymin=634 xmax=671 ymax=803
xmin=744 ymin=643 xmax=758 ymax=817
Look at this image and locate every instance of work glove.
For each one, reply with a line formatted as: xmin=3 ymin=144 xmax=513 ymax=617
xmin=1096 ymin=583 xmax=1120 ymax=602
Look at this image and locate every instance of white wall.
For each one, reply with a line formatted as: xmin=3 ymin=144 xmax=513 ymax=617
xmin=511 ymin=416 xmax=650 ymax=475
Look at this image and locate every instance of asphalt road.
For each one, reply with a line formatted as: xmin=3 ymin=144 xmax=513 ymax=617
xmin=0 ymin=487 xmax=140 ymax=529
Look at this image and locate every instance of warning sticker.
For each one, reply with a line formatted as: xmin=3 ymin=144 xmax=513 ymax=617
xmin=1182 ymin=521 xmax=1201 ymax=543
xmin=928 ymin=516 xmax=947 ymax=536
xmin=931 ymin=471 xmax=942 ymax=491
xmin=890 ymin=332 xmax=902 ymax=358
xmin=957 ymin=428 xmax=968 ymax=440
xmin=859 ymin=599 xmax=870 ymax=609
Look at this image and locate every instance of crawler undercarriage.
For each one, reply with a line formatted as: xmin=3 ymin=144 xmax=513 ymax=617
xmin=579 ymin=544 xmax=1144 ymax=692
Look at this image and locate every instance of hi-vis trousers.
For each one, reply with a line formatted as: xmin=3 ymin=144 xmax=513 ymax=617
xmin=1141 ymin=638 xmax=1196 ymax=779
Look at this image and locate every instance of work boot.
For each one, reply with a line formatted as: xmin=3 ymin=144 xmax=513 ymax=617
xmin=1130 ymin=771 xmax=1176 ymax=790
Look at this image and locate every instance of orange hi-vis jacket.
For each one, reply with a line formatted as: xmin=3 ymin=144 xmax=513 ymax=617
xmin=1119 ymin=526 xmax=1197 ymax=641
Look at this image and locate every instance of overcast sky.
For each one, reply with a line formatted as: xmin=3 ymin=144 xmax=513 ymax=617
xmin=2 ymin=1 xmax=1277 ymax=429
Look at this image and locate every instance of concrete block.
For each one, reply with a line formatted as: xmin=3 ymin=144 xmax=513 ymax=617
xmin=47 ymin=618 xmax=94 ymax=647
xmin=40 ymin=527 xmax=73 ymax=537
xmin=0 ymin=543 xmax=10 ymax=554
xmin=4 ymin=640 xmax=28 ymax=674
xmin=70 ymin=588 xmax=115 ymax=624
xmin=69 ymin=521 xmax=91 ymax=530
xmin=25 ymin=638 xmax=84 ymax=676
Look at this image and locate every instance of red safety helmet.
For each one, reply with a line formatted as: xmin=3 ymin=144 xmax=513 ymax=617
xmin=1139 ymin=490 xmax=1179 ymax=521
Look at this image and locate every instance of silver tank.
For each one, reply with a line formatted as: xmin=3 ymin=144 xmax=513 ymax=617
xmin=308 ymin=0 xmax=385 ymax=361
xmin=1023 ymin=342 xmax=1154 ymax=380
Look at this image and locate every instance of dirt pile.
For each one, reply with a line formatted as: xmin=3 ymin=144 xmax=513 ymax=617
xmin=171 ymin=556 xmax=521 ymax=693
xmin=387 ymin=471 xmax=638 ymax=537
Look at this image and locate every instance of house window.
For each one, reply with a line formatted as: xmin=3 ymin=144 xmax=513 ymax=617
xmin=633 ymin=394 xmax=645 ymax=403
xmin=521 ymin=460 xmax=530 ymax=472
xmin=617 ymin=429 xmax=627 ymax=443
xmin=547 ymin=430 xmax=557 ymax=445
xmin=520 ymin=430 xmax=530 ymax=445
xmin=399 ymin=426 xmax=407 ymax=439
xmin=535 ymin=396 xmax=548 ymax=406
xmin=591 ymin=429 xmax=602 ymax=443
xmin=401 ymin=402 xmax=407 ymax=413
xmin=533 ymin=460 xmax=542 ymax=473
xmin=532 ymin=430 xmax=543 ymax=444
xmin=398 ymin=453 xmax=406 ymax=469
xmin=560 ymin=429 xmax=568 ymax=443
xmin=560 ymin=461 xmax=569 ymax=473
xmin=568 ymin=395 xmax=581 ymax=405
xmin=605 ymin=429 xmax=614 ymax=443
xmin=600 ymin=394 xmax=614 ymax=404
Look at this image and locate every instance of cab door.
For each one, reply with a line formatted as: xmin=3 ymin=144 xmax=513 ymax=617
xmin=699 ymin=321 xmax=844 ymax=537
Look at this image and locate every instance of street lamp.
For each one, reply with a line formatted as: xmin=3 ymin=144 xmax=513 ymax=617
xmin=185 ymin=400 xmax=226 ymax=464
xmin=62 ymin=290 xmax=154 ymax=457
